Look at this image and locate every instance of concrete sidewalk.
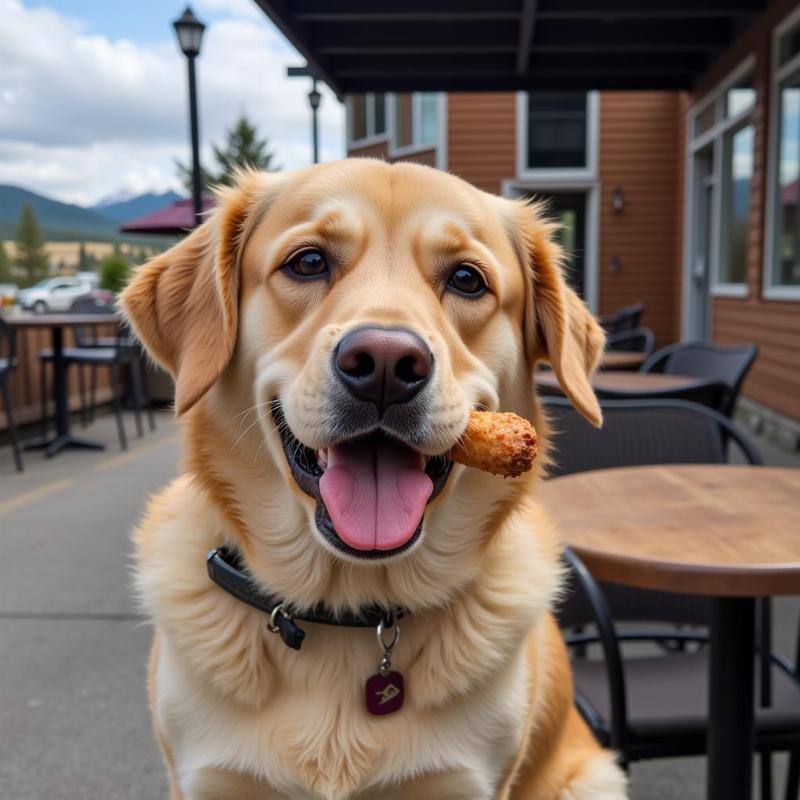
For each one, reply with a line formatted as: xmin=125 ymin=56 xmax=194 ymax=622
xmin=0 ymin=410 xmax=797 ymax=799
xmin=1 ymin=411 xmax=178 ymax=799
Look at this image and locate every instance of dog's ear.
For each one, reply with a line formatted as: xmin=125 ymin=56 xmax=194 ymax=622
xmin=512 ymin=202 xmax=605 ymax=427
xmin=119 ymin=174 xmax=263 ymax=415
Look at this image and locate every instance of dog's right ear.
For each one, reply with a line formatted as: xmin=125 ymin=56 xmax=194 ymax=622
xmin=119 ymin=173 xmax=265 ymax=415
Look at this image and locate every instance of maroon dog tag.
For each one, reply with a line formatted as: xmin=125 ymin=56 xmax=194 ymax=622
xmin=365 ymin=670 xmax=404 ymax=715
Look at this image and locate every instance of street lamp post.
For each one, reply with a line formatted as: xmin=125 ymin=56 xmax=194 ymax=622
xmin=308 ymin=80 xmax=322 ymax=164
xmin=173 ymin=6 xmax=206 ymax=228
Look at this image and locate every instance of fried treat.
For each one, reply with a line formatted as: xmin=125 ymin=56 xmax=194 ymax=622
xmin=449 ymin=410 xmax=538 ymax=478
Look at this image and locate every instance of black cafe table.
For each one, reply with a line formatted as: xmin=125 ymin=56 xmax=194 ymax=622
xmin=7 ymin=312 xmax=119 ymax=456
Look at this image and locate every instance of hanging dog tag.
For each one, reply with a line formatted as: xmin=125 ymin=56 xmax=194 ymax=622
xmin=366 ymin=618 xmax=404 ymax=715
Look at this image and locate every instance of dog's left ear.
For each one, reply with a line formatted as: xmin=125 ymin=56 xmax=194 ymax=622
xmin=511 ymin=201 xmax=605 ymax=427
xmin=120 ymin=172 xmax=265 ymax=415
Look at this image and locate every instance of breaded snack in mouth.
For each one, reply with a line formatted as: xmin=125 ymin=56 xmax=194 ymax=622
xmin=449 ymin=410 xmax=538 ymax=478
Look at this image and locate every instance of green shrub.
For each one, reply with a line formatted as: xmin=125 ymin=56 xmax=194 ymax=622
xmin=99 ymin=253 xmax=130 ymax=294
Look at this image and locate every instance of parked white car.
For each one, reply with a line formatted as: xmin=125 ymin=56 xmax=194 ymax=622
xmin=17 ymin=277 xmax=93 ymax=313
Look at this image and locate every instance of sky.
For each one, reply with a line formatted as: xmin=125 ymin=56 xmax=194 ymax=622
xmin=0 ymin=0 xmax=345 ymax=206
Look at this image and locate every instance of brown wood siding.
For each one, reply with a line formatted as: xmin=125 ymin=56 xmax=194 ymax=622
xmin=348 ymin=140 xmax=437 ymax=168
xmin=688 ymin=0 xmax=800 ymax=420
xmin=598 ymin=92 xmax=683 ymax=345
xmin=447 ymin=93 xmax=516 ymax=194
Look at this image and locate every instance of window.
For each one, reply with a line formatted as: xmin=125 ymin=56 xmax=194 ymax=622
xmin=349 ymin=93 xmax=387 ymax=144
xmin=767 ymin=9 xmax=800 ymax=294
xmin=391 ymin=93 xmax=439 ymax=152
xmin=720 ymin=124 xmax=754 ymax=284
xmin=687 ymin=60 xmax=756 ymax=295
xmin=526 ymin=93 xmax=588 ymax=169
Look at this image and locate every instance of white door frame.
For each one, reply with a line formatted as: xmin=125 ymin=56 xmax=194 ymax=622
xmin=502 ymin=179 xmax=600 ymax=315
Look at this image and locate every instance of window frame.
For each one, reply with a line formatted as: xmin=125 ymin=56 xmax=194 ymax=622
xmin=515 ymin=91 xmax=598 ymax=181
xmin=387 ymin=92 xmax=444 ymax=158
xmin=346 ymin=93 xmax=389 ymax=149
xmin=686 ymin=56 xmax=756 ymax=299
xmin=763 ymin=3 xmax=800 ymax=300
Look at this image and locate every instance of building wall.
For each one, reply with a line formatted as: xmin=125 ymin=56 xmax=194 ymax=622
xmin=687 ymin=0 xmax=800 ymax=420
xmin=597 ymin=92 xmax=683 ymax=345
xmin=446 ymin=93 xmax=516 ymax=194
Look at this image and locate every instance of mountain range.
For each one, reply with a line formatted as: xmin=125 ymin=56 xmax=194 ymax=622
xmin=0 ymin=184 xmax=184 ymax=242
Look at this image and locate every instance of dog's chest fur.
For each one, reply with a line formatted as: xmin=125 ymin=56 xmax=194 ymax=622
xmin=139 ymin=479 xmax=556 ymax=800
xmin=156 ymin=620 xmax=530 ymax=799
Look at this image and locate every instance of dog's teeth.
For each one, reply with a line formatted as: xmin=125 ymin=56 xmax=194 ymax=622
xmin=317 ymin=449 xmax=328 ymax=470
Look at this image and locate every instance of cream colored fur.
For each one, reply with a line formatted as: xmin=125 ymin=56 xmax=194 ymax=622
xmin=122 ymin=160 xmax=627 ymax=800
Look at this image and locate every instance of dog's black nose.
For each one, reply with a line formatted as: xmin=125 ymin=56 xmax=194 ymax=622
xmin=334 ymin=326 xmax=432 ymax=412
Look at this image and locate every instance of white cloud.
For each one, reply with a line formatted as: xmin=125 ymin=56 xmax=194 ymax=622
xmin=0 ymin=0 xmax=345 ymax=204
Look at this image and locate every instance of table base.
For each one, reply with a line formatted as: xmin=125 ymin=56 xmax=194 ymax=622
xmin=24 ymin=434 xmax=106 ymax=458
xmin=708 ymin=597 xmax=755 ymax=800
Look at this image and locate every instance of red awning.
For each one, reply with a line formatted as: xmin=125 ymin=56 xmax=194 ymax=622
xmin=120 ymin=195 xmax=215 ymax=235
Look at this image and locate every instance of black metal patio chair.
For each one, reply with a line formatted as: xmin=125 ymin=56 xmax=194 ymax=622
xmin=38 ymin=309 xmax=151 ymax=451
xmin=640 ymin=340 xmax=757 ymax=417
xmin=544 ymin=397 xmax=800 ymax=799
xmin=600 ymin=303 xmax=644 ymax=336
xmin=0 ymin=317 xmax=23 ymax=472
xmin=605 ymin=327 xmax=655 ymax=355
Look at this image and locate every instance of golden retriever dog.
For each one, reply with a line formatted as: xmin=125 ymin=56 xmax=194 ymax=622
xmin=121 ymin=160 xmax=627 ymax=800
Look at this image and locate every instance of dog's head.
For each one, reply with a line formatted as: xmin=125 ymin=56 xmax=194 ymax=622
xmin=121 ymin=161 xmax=602 ymax=573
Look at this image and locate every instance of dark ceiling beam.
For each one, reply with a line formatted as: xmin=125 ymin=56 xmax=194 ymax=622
xmin=319 ymin=43 xmax=721 ymax=55
xmin=536 ymin=0 xmax=764 ymax=18
xmin=339 ymin=75 xmax=696 ymax=92
xmin=517 ymin=0 xmax=538 ymax=74
xmin=254 ymin=0 xmax=342 ymax=96
xmin=291 ymin=0 xmax=520 ymax=21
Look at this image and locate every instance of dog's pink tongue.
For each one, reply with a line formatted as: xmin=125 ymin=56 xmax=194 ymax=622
xmin=319 ymin=438 xmax=433 ymax=551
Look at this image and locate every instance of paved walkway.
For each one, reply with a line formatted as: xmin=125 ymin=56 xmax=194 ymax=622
xmin=0 ymin=411 xmax=797 ymax=799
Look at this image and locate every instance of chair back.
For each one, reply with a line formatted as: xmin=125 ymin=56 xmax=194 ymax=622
xmin=545 ymin=397 xmax=762 ymax=627
xmin=70 ymin=296 xmax=120 ymax=348
xmin=600 ymin=303 xmax=644 ymax=335
xmin=0 ymin=316 xmax=15 ymax=380
xmin=641 ymin=341 xmax=757 ymax=416
xmin=605 ymin=327 xmax=654 ymax=355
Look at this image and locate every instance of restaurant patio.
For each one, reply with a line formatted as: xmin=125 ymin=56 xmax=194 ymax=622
xmin=2 ymin=1 xmax=800 ymax=799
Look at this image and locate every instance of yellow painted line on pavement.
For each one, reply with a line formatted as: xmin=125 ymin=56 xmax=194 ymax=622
xmin=0 ymin=478 xmax=76 ymax=517
xmin=93 ymin=433 xmax=180 ymax=473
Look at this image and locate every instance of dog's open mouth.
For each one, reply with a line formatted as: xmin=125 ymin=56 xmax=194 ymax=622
xmin=273 ymin=403 xmax=452 ymax=559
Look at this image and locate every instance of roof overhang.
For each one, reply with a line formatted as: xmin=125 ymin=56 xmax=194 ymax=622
xmin=255 ymin=0 xmax=768 ymax=95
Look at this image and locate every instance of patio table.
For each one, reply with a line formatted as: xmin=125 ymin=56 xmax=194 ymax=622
xmin=598 ymin=351 xmax=648 ymax=371
xmin=541 ymin=464 xmax=800 ymax=800
xmin=535 ymin=368 xmax=719 ymax=397
xmin=6 ymin=313 xmax=120 ymax=456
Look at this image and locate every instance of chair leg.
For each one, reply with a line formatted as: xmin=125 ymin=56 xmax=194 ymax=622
xmin=138 ymin=356 xmax=156 ymax=432
xmin=127 ymin=360 xmax=145 ymax=439
xmin=786 ymin=752 xmax=800 ymax=800
xmin=89 ymin=364 xmax=98 ymax=423
xmin=78 ymin=364 xmax=88 ymax=428
xmin=1 ymin=380 xmax=23 ymax=472
xmin=760 ymin=752 xmax=772 ymax=800
xmin=39 ymin=361 xmax=49 ymax=438
xmin=108 ymin=364 xmax=128 ymax=451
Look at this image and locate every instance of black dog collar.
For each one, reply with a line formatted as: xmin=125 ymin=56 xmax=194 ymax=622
xmin=206 ymin=548 xmax=408 ymax=651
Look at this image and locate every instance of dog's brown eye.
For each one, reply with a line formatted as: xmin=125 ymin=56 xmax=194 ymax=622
xmin=285 ymin=249 xmax=328 ymax=279
xmin=447 ymin=265 xmax=486 ymax=297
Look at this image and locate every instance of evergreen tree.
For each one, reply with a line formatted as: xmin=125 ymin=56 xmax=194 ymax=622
xmin=177 ymin=114 xmax=280 ymax=190
xmin=0 ymin=240 xmax=12 ymax=283
xmin=14 ymin=204 xmax=50 ymax=287
xmin=78 ymin=241 xmax=90 ymax=272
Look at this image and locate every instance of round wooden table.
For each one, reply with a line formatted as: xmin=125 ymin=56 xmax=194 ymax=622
xmin=599 ymin=351 xmax=648 ymax=371
xmin=536 ymin=368 xmax=723 ymax=399
xmin=542 ymin=465 xmax=800 ymax=800
xmin=6 ymin=313 xmax=120 ymax=456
